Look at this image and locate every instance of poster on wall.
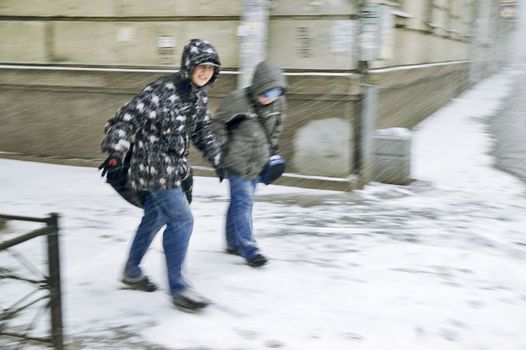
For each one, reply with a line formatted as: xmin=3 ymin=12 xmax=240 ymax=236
xmin=331 ymin=20 xmax=354 ymax=54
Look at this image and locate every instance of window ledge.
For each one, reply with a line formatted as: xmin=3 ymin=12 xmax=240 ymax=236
xmin=392 ymin=9 xmax=413 ymax=18
xmin=392 ymin=9 xmax=412 ymax=28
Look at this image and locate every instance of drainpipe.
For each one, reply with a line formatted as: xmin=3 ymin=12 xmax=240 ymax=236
xmin=356 ymin=1 xmax=379 ymax=187
xmin=468 ymin=0 xmax=480 ymax=83
xmin=237 ymin=0 xmax=270 ymax=88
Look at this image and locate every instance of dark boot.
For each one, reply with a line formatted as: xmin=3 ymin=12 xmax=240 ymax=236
xmin=172 ymin=289 xmax=211 ymax=313
xmin=121 ymin=276 xmax=158 ymax=292
xmin=225 ymin=247 xmax=241 ymax=256
xmin=247 ymin=254 xmax=268 ymax=268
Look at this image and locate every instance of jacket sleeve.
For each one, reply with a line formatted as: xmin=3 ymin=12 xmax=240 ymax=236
xmin=213 ymin=92 xmax=257 ymax=147
xmin=212 ymin=93 xmax=242 ymax=148
xmin=191 ymin=96 xmax=222 ymax=168
xmin=101 ymin=83 xmax=156 ymax=158
xmin=211 ymin=101 xmax=229 ymax=149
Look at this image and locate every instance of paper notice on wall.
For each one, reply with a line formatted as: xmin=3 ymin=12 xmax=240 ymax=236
xmin=331 ymin=20 xmax=354 ymax=53
xmin=116 ymin=26 xmax=136 ymax=42
xmin=157 ymin=36 xmax=175 ymax=48
xmin=157 ymin=36 xmax=176 ymax=65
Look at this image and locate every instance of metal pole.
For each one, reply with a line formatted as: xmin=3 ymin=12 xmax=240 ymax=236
xmin=238 ymin=0 xmax=269 ymax=88
xmin=0 ymin=213 xmax=49 ymax=223
xmin=0 ymin=226 xmax=51 ymax=251
xmin=360 ymin=84 xmax=377 ymax=185
xmin=357 ymin=2 xmax=378 ymax=187
xmin=46 ymin=213 xmax=64 ymax=350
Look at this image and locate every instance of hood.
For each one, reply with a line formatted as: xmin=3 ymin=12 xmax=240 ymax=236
xmin=250 ymin=60 xmax=287 ymax=96
xmin=180 ymin=39 xmax=221 ymax=86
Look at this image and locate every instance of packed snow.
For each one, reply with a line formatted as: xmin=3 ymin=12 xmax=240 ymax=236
xmin=1 ymin=69 xmax=526 ymax=349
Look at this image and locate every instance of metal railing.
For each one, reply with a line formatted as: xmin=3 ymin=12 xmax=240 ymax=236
xmin=0 ymin=213 xmax=64 ymax=350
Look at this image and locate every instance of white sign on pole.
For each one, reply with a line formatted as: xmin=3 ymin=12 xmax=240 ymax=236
xmin=379 ymin=6 xmax=394 ymax=60
xmin=359 ymin=5 xmax=381 ymax=61
xmin=359 ymin=4 xmax=394 ymax=61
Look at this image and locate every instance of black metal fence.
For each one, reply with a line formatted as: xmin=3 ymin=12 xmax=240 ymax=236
xmin=0 ymin=213 xmax=64 ymax=350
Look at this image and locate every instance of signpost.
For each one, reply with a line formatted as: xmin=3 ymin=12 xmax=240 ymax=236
xmin=358 ymin=4 xmax=380 ymax=185
xmin=357 ymin=3 xmax=394 ymax=186
xmin=237 ymin=0 xmax=269 ymax=88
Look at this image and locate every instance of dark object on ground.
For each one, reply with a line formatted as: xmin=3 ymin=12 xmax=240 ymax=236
xmin=247 ymin=254 xmax=268 ymax=268
xmin=121 ymin=276 xmax=158 ymax=292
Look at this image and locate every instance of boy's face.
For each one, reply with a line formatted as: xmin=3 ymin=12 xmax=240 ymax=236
xmin=256 ymin=95 xmax=276 ymax=106
xmin=192 ymin=65 xmax=215 ymax=87
xmin=256 ymin=87 xmax=283 ymax=105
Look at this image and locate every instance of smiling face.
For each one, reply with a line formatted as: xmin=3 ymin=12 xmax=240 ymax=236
xmin=191 ymin=65 xmax=215 ymax=87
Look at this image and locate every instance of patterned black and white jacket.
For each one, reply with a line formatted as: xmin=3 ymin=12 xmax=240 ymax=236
xmin=101 ymin=39 xmax=222 ymax=191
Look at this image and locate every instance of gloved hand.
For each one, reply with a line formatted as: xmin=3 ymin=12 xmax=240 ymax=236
xmin=214 ymin=164 xmax=226 ymax=183
xmin=98 ymin=156 xmax=120 ymax=177
xmin=181 ymin=170 xmax=193 ymax=204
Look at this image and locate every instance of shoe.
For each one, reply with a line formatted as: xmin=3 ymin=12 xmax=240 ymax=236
xmin=225 ymin=247 xmax=241 ymax=256
xmin=172 ymin=289 xmax=211 ymax=313
xmin=121 ymin=276 xmax=158 ymax=292
xmin=247 ymin=254 xmax=268 ymax=268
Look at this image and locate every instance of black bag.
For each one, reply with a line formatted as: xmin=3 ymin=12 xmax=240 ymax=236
xmin=101 ymin=145 xmax=193 ymax=207
xmin=255 ymin=116 xmax=286 ymax=185
xmin=259 ymin=154 xmax=286 ymax=185
xmin=104 ymin=145 xmax=147 ymax=208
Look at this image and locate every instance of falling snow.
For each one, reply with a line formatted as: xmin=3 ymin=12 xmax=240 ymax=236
xmin=1 ymin=67 xmax=526 ymax=349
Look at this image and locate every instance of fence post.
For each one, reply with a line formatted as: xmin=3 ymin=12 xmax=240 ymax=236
xmin=46 ymin=213 xmax=64 ymax=350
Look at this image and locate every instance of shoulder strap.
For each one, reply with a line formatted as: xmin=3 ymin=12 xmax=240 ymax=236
xmin=244 ymin=88 xmax=274 ymax=149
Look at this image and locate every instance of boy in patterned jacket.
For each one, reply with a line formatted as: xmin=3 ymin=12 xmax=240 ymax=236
xmin=100 ymin=39 xmax=224 ymax=312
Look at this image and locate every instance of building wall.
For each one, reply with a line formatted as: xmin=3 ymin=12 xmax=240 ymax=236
xmin=0 ymin=0 xmax=497 ymax=186
xmin=0 ymin=0 xmax=484 ymax=69
xmin=0 ymin=67 xmax=359 ymax=179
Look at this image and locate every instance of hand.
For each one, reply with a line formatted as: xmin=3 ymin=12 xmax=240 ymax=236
xmin=98 ymin=156 xmax=120 ymax=177
xmin=181 ymin=170 xmax=193 ymax=204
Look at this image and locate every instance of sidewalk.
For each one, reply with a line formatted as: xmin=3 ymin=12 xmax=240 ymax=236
xmin=1 ymin=70 xmax=526 ymax=350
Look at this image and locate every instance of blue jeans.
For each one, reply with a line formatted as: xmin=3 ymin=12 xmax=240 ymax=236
xmin=226 ymin=172 xmax=261 ymax=260
xmin=124 ymin=187 xmax=193 ymax=295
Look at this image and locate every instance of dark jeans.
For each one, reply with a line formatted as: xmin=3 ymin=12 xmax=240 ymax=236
xmin=124 ymin=187 xmax=193 ymax=295
xmin=226 ymin=172 xmax=261 ymax=260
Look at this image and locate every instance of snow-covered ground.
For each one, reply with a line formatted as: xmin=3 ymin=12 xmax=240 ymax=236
xmin=1 ymin=69 xmax=526 ymax=350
